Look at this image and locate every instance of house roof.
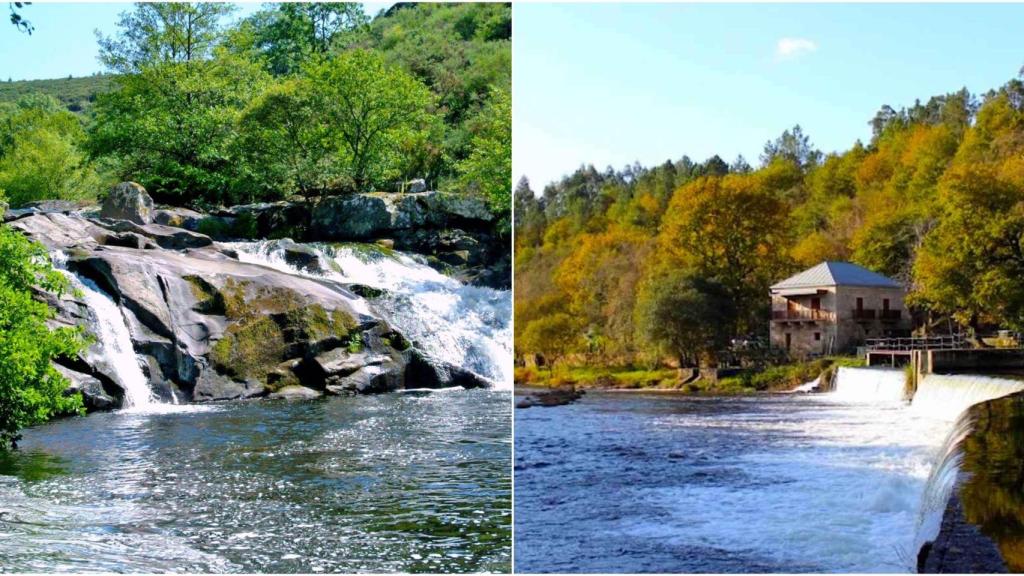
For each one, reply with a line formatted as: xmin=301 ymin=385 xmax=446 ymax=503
xmin=770 ymin=261 xmax=902 ymax=290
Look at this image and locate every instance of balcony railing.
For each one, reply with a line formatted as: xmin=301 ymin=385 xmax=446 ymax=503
xmin=865 ymin=335 xmax=966 ymax=351
xmin=772 ymin=309 xmax=832 ymax=321
xmin=852 ymin=309 xmax=903 ymax=321
xmin=852 ymin=308 xmax=876 ymax=320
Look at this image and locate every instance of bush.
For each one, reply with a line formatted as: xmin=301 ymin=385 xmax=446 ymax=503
xmin=0 ymin=223 xmax=88 ymax=450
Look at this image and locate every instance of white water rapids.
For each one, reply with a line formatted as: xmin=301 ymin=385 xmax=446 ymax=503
xmin=225 ymin=240 xmax=512 ymax=387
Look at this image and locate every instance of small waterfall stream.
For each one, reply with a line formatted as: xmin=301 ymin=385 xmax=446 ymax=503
xmin=831 ymin=366 xmax=907 ymax=402
xmin=226 ymin=240 xmax=512 ymax=386
xmin=74 ymin=278 xmax=155 ymax=410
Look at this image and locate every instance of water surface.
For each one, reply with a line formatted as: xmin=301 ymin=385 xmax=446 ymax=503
xmin=0 ymin=390 xmax=511 ymax=573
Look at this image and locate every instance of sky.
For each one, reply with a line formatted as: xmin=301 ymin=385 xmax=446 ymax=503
xmin=514 ymin=3 xmax=1024 ymax=191
xmin=0 ymin=2 xmax=393 ymax=81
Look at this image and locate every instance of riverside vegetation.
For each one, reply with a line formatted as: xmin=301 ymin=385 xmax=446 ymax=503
xmin=515 ymin=69 xmax=1024 ymax=392
xmin=0 ymin=2 xmax=511 ymax=449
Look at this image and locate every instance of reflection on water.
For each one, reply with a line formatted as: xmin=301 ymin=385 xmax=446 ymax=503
xmin=958 ymin=391 xmax=1024 ymax=572
xmin=0 ymin=390 xmax=511 ymax=573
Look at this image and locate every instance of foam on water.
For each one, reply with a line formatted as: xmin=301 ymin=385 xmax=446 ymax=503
xmin=831 ymin=366 xmax=907 ymax=402
xmin=226 ymin=240 xmax=512 ymax=387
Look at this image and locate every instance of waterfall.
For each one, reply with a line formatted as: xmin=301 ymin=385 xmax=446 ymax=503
xmin=911 ymin=373 xmax=1024 ymax=420
xmin=226 ymin=240 xmax=512 ymax=387
xmin=830 ymin=366 xmax=907 ymax=402
xmin=74 ymin=278 xmax=155 ymax=409
xmin=909 ymin=373 xmax=1024 ymax=553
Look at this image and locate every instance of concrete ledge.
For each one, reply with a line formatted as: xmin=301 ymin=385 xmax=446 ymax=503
xmin=919 ymin=478 xmax=1007 ymax=573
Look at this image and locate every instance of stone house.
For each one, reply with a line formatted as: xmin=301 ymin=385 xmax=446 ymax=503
xmin=769 ymin=261 xmax=912 ymax=357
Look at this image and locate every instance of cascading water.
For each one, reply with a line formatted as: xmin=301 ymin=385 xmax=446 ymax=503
xmin=226 ymin=240 xmax=512 ymax=386
xmin=75 ymin=278 xmax=155 ymax=410
xmin=49 ymin=250 xmax=156 ymax=410
xmin=825 ymin=367 xmax=1024 ymax=564
xmin=830 ymin=366 xmax=907 ymax=402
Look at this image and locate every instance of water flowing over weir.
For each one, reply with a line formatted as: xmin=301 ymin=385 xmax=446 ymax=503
xmin=831 ymin=368 xmax=1024 ymax=563
xmin=226 ymin=240 xmax=512 ymax=386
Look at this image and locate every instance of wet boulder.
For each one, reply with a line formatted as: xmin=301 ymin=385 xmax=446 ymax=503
xmin=56 ymin=364 xmax=119 ymax=411
xmin=101 ymin=182 xmax=154 ymax=224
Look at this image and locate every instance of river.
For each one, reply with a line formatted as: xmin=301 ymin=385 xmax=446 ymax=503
xmin=0 ymin=389 xmax=510 ymax=572
xmin=513 ymin=369 xmax=1023 ymax=573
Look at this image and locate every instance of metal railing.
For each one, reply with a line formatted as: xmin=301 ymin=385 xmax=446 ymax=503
xmin=865 ymin=335 xmax=966 ymax=351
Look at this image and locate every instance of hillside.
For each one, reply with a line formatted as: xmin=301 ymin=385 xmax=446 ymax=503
xmin=0 ymin=74 xmax=116 ymax=114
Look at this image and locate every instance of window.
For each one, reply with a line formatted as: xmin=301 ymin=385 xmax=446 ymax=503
xmin=856 ymin=297 xmax=864 ymax=311
xmin=883 ymin=298 xmax=890 ymax=311
xmin=814 ymin=332 xmax=821 ymax=341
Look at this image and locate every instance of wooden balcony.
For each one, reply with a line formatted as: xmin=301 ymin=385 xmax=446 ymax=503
xmin=772 ymin=309 xmax=832 ymax=322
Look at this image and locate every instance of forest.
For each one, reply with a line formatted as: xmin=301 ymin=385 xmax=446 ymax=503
xmin=1 ymin=2 xmax=511 ymax=215
xmin=515 ymin=72 xmax=1024 ymax=385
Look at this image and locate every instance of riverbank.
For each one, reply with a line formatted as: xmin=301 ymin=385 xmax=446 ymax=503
xmin=514 ymin=356 xmax=863 ymax=396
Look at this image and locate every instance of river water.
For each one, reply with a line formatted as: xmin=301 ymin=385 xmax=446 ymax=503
xmin=514 ymin=370 xmax=1023 ymax=573
xmin=0 ymin=389 xmax=510 ymax=572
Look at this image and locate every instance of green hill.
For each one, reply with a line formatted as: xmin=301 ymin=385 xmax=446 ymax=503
xmin=0 ymin=74 xmax=116 ymax=114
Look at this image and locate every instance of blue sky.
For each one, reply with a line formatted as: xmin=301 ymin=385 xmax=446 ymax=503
xmin=0 ymin=2 xmax=392 ymax=81
xmin=514 ymin=3 xmax=1024 ymax=190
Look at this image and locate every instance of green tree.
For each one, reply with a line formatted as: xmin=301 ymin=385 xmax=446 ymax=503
xmin=234 ymin=2 xmax=368 ymax=76
xmin=0 ymin=223 xmax=87 ymax=450
xmin=519 ymin=313 xmax=578 ymax=371
xmin=635 ymin=269 xmax=736 ymax=369
xmin=760 ymin=124 xmax=822 ymax=170
xmin=89 ymin=53 xmax=269 ymax=206
xmin=97 ymin=2 xmax=236 ymax=73
xmin=457 ymin=86 xmax=510 ymax=218
xmin=303 ymin=49 xmax=436 ymax=192
xmin=0 ymin=95 xmax=100 ymax=206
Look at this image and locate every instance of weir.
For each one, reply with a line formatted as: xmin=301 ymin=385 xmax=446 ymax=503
xmin=829 ymin=366 xmax=1024 ymax=568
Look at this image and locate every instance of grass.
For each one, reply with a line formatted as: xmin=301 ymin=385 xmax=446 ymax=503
xmin=516 ymin=355 xmax=865 ymax=395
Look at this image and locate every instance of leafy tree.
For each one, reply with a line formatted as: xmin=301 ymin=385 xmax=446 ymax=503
xmin=97 ymin=2 xmax=236 ymax=73
xmin=658 ymin=173 xmax=793 ymax=333
xmin=519 ymin=313 xmax=578 ymax=371
xmin=89 ymin=53 xmax=269 ymax=206
xmin=302 ymin=49 xmax=436 ymax=192
xmin=0 ymin=95 xmax=100 ymax=206
xmin=0 ymin=223 xmax=87 ymax=450
xmin=234 ymin=2 xmax=368 ymax=76
xmin=635 ymin=269 xmax=736 ymax=369
xmin=457 ymin=86 xmax=510 ymax=219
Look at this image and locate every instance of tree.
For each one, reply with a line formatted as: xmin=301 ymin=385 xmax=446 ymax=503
xmin=0 ymin=95 xmax=100 ymax=207
xmin=0 ymin=224 xmax=87 ymax=450
xmin=97 ymin=2 xmax=236 ymax=73
xmin=88 ymin=53 xmax=270 ymax=206
xmin=760 ymin=124 xmax=822 ymax=169
xmin=457 ymin=86 xmax=510 ymax=219
xmin=519 ymin=313 xmax=578 ymax=371
xmin=303 ymin=49 xmax=437 ymax=192
xmin=635 ymin=270 xmax=736 ymax=369
xmin=658 ymin=173 xmax=793 ymax=334
xmin=234 ymin=2 xmax=368 ymax=76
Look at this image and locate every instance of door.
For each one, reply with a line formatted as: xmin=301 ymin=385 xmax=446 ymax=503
xmin=785 ymin=333 xmax=791 ymax=350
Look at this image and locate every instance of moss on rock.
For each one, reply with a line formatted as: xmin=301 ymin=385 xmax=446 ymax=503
xmin=210 ymin=316 xmax=287 ymax=384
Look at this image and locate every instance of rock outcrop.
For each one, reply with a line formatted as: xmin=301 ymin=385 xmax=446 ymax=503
xmin=7 ymin=208 xmax=493 ymax=410
xmin=101 ymin=182 xmax=154 ymax=224
xmin=175 ymin=191 xmax=508 ymax=289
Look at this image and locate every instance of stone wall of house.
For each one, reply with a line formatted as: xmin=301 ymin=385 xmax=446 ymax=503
xmin=770 ymin=285 xmax=912 ymax=357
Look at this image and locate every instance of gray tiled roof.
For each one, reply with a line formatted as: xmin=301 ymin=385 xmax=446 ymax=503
xmin=770 ymin=261 xmax=901 ymax=290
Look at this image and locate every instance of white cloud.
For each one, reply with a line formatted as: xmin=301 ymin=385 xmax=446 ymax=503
xmin=775 ymin=37 xmax=817 ymax=60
